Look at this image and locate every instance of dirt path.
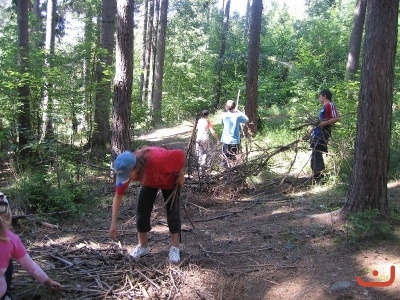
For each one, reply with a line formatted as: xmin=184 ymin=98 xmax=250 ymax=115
xmin=8 ymin=123 xmax=400 ymax=300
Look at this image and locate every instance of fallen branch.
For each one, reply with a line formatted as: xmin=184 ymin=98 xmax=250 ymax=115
xmin=136 ymin=269 xmax=160 ymax=289
xmin=12 ymin=215 xmax=59 ymax=229
xmin=48 ymin=253 xmax=74 ymax=267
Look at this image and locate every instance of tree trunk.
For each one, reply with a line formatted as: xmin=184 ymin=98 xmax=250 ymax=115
xmin=243 ymin=0 xmax=250 ymax=40
xmin=342 ymin=0 xmax=398 ymax=217
xmin=152 ymin=0 xmax=168 ymax=125
xmin=92 ymin=0 xmax=116 ymax=148
xmin=345 ymin=0 xmax=367 ymax=80
xmin=213 ymin=0 xmax=230 ymax=109
xmin=144 ymin=0 xmax=154 ymax=108
xmin=40 ymin=0 xmax=57 ymax=141
xmin=245 ymin=0 xmax=263 ymax=136
xmin=112 ymin=0 xmax=134 ymax=159
xmin=139 ymin=0 xmax=148 ymax=104
xmin=17 ymin=0 xmax=32 ymax=156
xmin=82 ymin=4 xmax=95 ymax=141
xmin=148 ymin=0 xmax=159 ymax=110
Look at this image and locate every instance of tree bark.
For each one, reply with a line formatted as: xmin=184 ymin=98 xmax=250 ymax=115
xmin=40 ymin=0 xmax=57 ymax=141
xmin=81 ymin=4 xmax=95 ymax=140
xmin=345 ymin=0 xmax=367 ymax=80
xmin=144 ymin=0 xmax=154 ymax=108
xmin=148 ymin=0 xmax=159 ymax=109
xmin=243 ymin=0 xmax=250 ymax=40
xmin=112 ymin=0 xmax=134 ymax=159
xmin=92 ymin=0 xmax=116 ymax=148
xmin=213 ymin=0 xmax=230 ymax=109
xmin=342 ymin=0 xmax=399 ymax=217
xmin=245 ymin=0 xmax=263 ymax=136
xmin=152 ymin=0 xmax=168 ymax=125
xmin=139 ymin=0 xmax=149 ymax=104
xmin=17 ymin=0 xmax=32 ymax=155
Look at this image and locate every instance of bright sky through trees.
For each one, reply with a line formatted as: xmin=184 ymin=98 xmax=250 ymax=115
xmin=219 ymin=0 xmax=306 ymax=19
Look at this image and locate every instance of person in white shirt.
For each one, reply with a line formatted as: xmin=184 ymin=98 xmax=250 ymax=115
xmin=196 ymin=110 xmax=219 ymax=172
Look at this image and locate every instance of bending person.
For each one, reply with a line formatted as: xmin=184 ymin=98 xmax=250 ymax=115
xmin=109 ymin=147 xmax=185 ymax=263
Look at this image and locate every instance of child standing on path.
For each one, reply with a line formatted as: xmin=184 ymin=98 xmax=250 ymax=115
xmin=0 ymin=192 xmax=61 ymax=300
xmin=108 ymin=146 xmax=185 ymax=263
xmin=307 ymin=89 xmax=340 ymax=181
xmin=196 ymin=110 xmax=219 ymax=172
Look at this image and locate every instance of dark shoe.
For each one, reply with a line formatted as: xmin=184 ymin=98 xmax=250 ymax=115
xmin=313 ymin=174 xmax=325 ymax=185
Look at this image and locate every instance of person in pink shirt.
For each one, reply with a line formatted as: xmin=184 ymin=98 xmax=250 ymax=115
xmin=0 ymin=192 xmax=61 ymax=300
xmin=108 ymin=146 xmax=185 ymax=263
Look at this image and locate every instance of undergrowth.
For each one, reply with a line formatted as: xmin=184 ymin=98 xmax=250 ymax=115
xmin=345 ymin=209 xmax=397 ymax=242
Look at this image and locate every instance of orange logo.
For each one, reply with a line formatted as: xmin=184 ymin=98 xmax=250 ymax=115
xmin=356 ymin=265 xmax=395 ymax=287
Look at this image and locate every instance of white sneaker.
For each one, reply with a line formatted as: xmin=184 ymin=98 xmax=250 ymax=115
xmin=130 ymin=245 xmax=150 ymax=259
xmin=3 ymin=292 xmax=12 ymax=300
xmin=169 ymin=246 xmax=180 ymax=263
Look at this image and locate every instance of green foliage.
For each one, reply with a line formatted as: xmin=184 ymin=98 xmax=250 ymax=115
xmin=12 ymin=140 xmax=93 ymax=214
xmin=346 ymin=209 xmax=393 ymax=242
xmin=15 ymin=171 xmax=76 ymax=214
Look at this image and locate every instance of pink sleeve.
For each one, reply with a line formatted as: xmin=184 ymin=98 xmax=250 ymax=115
xmin=18 ymin=253 xmax=49 ymax=283
xmin=9 ymin=231 xmax=27 ymax=259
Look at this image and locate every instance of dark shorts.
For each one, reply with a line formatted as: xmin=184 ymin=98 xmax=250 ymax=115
xmin=136 ymin=186 xmax=181 ymax=234
xmin=221 ymin=144 xmax=239 ymax=168
xmin=311 ymin=148 xmax=325 ymax=173
xmin=310 ymin=137 xmax=328 ymax=172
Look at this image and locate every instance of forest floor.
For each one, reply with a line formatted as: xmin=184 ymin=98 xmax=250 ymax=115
xmin=3 ymin=121 xmax=400 ymax=300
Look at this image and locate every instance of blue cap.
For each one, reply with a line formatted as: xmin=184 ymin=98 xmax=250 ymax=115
xmin=114 ymin=151 xmax=136 ymax=186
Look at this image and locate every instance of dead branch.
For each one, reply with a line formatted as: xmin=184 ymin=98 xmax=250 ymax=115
xmin=48 ymin=253 xmax=74 ymax=267
xmin=12 ymin=215 xmax=60 ymax=229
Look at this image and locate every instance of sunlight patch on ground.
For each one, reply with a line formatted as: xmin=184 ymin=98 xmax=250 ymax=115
xmin=136 ymin=121 xmax=193 ymax=142
xmin=307 ymin=211 xmax=337 ymax=227
xmin=354 ymin=252 xmax=400 ymax=292
xmin=264 ymin=277 xmax=310 ymax=299
xmin=34 ymin=234 xmax=79 ymax=247
xmin=271 ymin=207 xmax=292 ymax=215
xmin=387 ymin=180 xmax=400 ymax=189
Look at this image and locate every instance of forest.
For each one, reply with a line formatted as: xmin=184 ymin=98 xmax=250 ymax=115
xmin=1 ymin=0 xmax=400 ymax=299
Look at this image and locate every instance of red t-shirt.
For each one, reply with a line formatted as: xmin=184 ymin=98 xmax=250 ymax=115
xmin=115 ymin=147 xmax=185 ymax=194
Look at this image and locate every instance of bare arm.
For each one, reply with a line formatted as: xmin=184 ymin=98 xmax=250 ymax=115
xmin=320 ymin=116 xmax=340 ymax=127
xmin=175 ymin=168 xmax=185 ymax=186
xmin=209 ymin=127 xmax=219 ymax=143
xmin=109 ymin=193 xmax=124 ymax=240
xmin=18 ymin=254 xmax=61 ymax=289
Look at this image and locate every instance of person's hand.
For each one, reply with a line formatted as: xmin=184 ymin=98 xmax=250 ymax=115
xmin=44 ymin=278 xmax=61 ymax=290
xmin=109 ymin=223 xmax=118 ymax=241
xmin=175 ymin=173 xmax=185 ymax=186
xmin=302 ymin=135 xmax=309 ymax=141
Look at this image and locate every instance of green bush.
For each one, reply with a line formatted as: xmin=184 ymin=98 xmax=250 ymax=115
xmin=346 ymin=209 xmax=393 ymax=242
xmin=14 ymin=170 xmax=89 ymax=214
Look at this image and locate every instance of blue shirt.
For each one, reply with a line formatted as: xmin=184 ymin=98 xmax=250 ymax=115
xmin=220 ymin=111 xmax=249 ymax=144
xmin=312 ymin=101 xmax=338 ymax=139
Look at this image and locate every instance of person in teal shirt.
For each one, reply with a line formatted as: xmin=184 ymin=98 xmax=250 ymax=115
xmin=220 ymin=100 xmax=249 ymax=168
